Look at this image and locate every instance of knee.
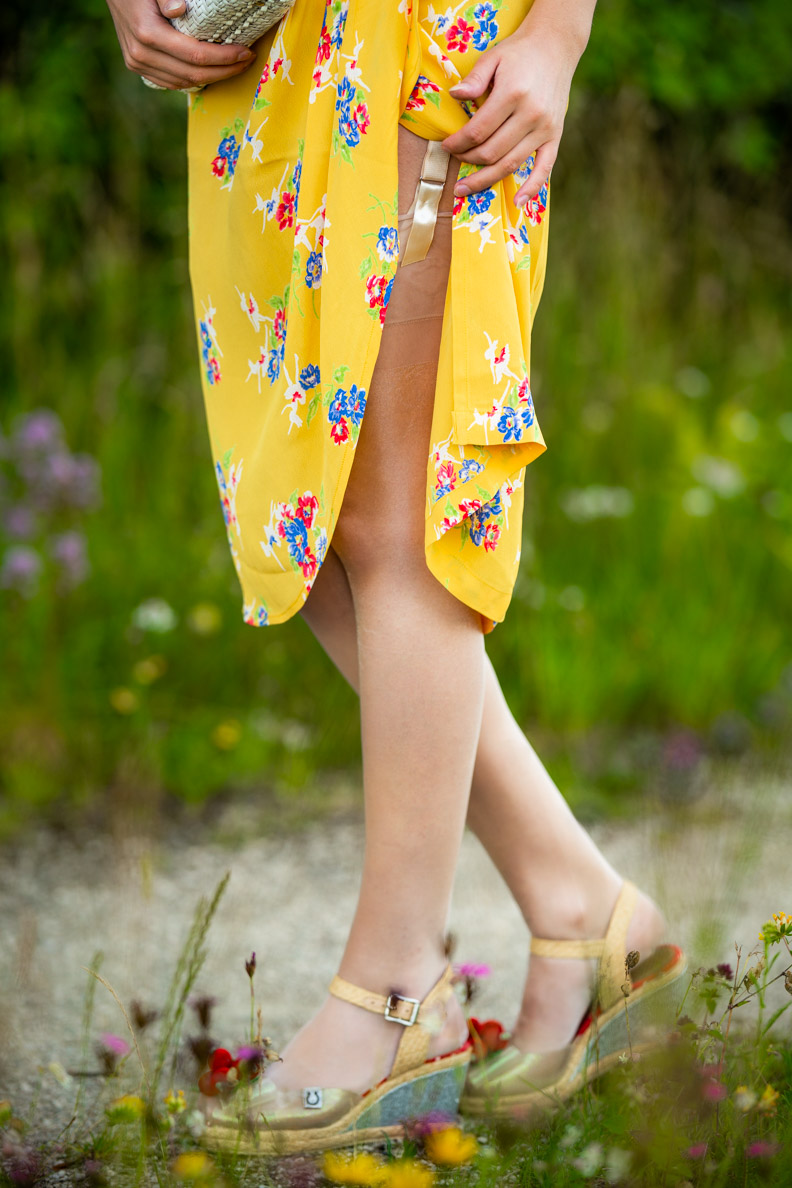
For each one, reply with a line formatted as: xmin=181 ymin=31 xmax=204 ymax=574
xmin=332 ymin=500 xmax=424 ymax=585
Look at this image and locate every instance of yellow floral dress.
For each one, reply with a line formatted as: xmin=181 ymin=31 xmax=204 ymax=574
xmin=187 ymin=0 xmax=550 ymax=630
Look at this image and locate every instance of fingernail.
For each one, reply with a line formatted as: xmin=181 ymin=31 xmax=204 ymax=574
xmin=164 ymin=1 xmax=182 ymax=14
xmin=454 ymin=183 xmax=470 ymax=198
xmin=236 ymin=47 xmax=255 ymax=60
xmin=514 ymin=194 xmax=527 ymax=208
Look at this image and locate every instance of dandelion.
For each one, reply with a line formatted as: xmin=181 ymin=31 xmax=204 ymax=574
xmin=380 ymin=1161 xmax=436 ymax=1188
xmin=172 ymin=1151 xmax=216 ymax=1181
xmin=424 ymin=1126 xmax=478 ymax=1165
xmin=322 ymin=1150 xmax=385 ymax=1184
xmin=758 ymin=1084 xmax=780 ymax=1113
xmin=105 ymin=1094 xmax=146 ymax=1123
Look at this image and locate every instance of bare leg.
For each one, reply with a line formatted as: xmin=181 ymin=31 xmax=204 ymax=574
xmin=268 ymin=128 xmax=481 ymax=1093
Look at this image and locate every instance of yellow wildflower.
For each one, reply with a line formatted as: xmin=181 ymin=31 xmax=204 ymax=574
xmin=133 ymin=654 xmax=167 ymax=684
xmin=105 ymin=1094 xmax=146 ymax=1123
xmin=212 ymin=719 xmax=242 ymax=750
xmin=110 ymin=687 xmax=139 ymax=714
xmin=187 ymin=602 xmax=222 ymax=635
xmin=424 ymin=1125 xmax=478 ymax=1166
xmin=758 ymin=1084 xmax=780 ymax=1113
xmin=323 ymin=1151 xmax=386 ymax=1185
xmin=171 ymin=1151 xmax=216 ymax=1181
xmin=164 ymin=1089 xmax=186 ymax=1114
xmin=378 ymin=1160 xmax=435 ymax=1188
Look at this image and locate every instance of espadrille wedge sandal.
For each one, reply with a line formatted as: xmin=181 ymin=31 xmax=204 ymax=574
xmin=460 ymin=879 xmax=688 ymax=1121
xmin=203 ymin=964 xmax=472 ymax=1155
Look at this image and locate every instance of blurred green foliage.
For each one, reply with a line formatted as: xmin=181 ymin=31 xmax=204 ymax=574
xmin=1 ymin=0 xmax=791 ymax=835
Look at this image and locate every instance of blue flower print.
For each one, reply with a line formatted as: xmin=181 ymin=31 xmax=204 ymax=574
xmin=467 ymin=189 xmax=495 ymax=215
xmin=497 ymin=406 xmax=522 ymax=443
xmin=218 ymin=134 xmax=241 ymax=176
xmin=519 ymin=224 xmax=531 ymax=246
xmin=339 ymin=115 xmax=360 ymax=148
xmin=472 ymin=20 xmax=497 ymax=50
xmin=299 ymin=364 xmax=321 ymax=390
xmin=376 ymin=226 xmax=399 ymax=262
xmin=267 ymin=340 xmax=285 ymax=385
xmin=305 ymin=250 xmax=323 ymax=289
xmin=200 ymin=322 xmax=212 ymax=355
xmin=283 ymin=516 xmax=308 ymax=562
xmin=328 ymin=388 xmax=350 ymax=423
xmin=330 ymin=4 xmax=348 ymax=47
xmin=383 ymin=276 xmax=394 ymax=309
xmin=459 ymin=457 xmax=485 ymax=484
xmin=468 ymin=491 xmax=502 ymax=545
xmin=336 ymin=76 xmax=355 ymax=118
xmin=315 ymin=527 xmax=329 ymax=566
xmin=521 ymin=395 xmax=535 ymax=427
xmin=347 ymin=384 xmax=366 ymax=427
xmin=292 ymin=158 xmax=302 ymax=199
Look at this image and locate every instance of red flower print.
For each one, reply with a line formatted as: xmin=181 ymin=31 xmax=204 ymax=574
xmin=315 ymin=29 xmax=332 ymax=63
xmin=452 ymin=193 xmax=464 ymax=216
xmin=516 ymin=377 xmax=530 ymax=401
xmin=330 ymin=419 xmax=350 ymax=444
xmin=276 ymin=191 xmax=296 ymax=230
xmin=459 ymin=499 xmax=483 ymax=517
xmin=211 ymin=156 xmax=226 ymax=178
xmin=297 ymin=493 xmax=318 ymax=527
xmin=467 ymin=1017 xmax=510 ymax=1061
xmin=300 ymin=549 xmax=318 ymax=579
xmin=354 ymin=102 xmax=370 ymax=134
xmin=494 ymin=346 xmax=507 ymax=366
xmin=483 ymin=522 xmax=501 ymax=551
xmin=437 ymin=462 xmax=456 ymax=492
xmin=272 ymin=56 xmax=283 ymax=75
xmin=273 ymin=308 xmax=287 ymax=342
xmin=312 ymin=68 xmax=323 ymax=87
xmin=365 ymin=275 xmax=389 ymax=308
xmin=208 ymin=357 xmax=221 ymax=384
xmin=446 ymin=18 xmax=473 ymax=52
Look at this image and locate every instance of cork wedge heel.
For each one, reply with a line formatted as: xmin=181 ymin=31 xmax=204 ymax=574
xmin=460 ymin=879 xmax=688 ymax=1121
xmin=202 ymin=964 xmax=471 ymax=1155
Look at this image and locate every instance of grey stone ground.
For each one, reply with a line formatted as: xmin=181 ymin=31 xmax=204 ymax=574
xmin=0 ymin=759 xmax=788 ymax=1134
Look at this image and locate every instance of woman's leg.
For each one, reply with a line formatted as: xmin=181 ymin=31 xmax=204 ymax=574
xmin=268 ymin=128 xmax=483 ymax=1093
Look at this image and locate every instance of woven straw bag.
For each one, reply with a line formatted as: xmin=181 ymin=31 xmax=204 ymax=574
xmin=142 ymin=0 xmax=294 ymax=90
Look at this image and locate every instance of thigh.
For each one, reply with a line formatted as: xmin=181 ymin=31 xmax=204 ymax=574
xmin=332 ymin=127 xmax=460 ymax=569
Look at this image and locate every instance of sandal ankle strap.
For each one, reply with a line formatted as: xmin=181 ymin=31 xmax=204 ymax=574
xmin=529 ymin=879 xmax=639 ymax=1013
xmin=328 ymin=964 xmax=457 ymax=1078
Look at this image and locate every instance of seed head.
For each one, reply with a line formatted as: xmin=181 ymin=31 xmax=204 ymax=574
xmin=626 ymin=950 xmax=640 ymax=972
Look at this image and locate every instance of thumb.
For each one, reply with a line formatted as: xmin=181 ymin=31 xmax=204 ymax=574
xmin=448 ymin=53 xmax=499 ymax=100
xmin=158 ymin=0 xmax=187 ymax=17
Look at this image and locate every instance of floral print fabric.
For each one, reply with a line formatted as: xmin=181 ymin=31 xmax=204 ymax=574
xmin=187 ymin=0 xmax=550 ymax=629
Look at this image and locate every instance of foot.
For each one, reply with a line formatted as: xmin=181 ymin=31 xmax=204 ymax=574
xmin=511 ymin=883 xmax=669 ymax=1054
xmin=265 ymin=965 xmax=469 ymax=1095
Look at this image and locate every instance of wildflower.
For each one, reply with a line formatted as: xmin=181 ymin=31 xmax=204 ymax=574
xmin=186 ymin=602 xmax=222 ymax=635
xmin=130 ymin=1000 xmax=159 ymax=1031
xmin=105 ymin=1094 xmax=146 ymax=1123
xmin=131 ymin=597 xmax=178 ymax=633
xmin=0 ymin=546 xmax=42 ymax=596
xmin=716 ymin=962 xmax=734 ymax=981
xmin=322 ymin=1150 xmax=385 ymax=1184
xmin=171 ymin=1151 xmax=216 ymax=1181
xmin=424 ymin=1126 xmax=478 ymax=1165
xmin=686 ymin=1142 xmax=708 ymax=1159
xmin=467 ymin=1016 xmax=509 ymax=1060
xmin=702 ymin=1080 xmax=727 ymax=1101
xmin=380 ymin=1161 xmax=436 ymax=1188
xmin=245 ymin=951 xmax=256 ymax=978
xmin=132 ymin=654 xmax=167 ymax=684
xmin=48 ymin=1061 xmax=72 ymax=1087
xmin=746 ymin=1141 xmax=781 ymax=1159
xmin=165 ymin=1089 xmax=186 ymax=1114
xmin=190 ymin=995 xmax=217 ymax=1030
xmin=189 ymin=1034 xmax=215 ymax=1067
xmin=0 ymin=1100 xmax=12 ymax=1126
xmin=3 ymin=1148 xmax=39 ymax=1186
xmin=733 ymin=1085 xmax=758 ymax=1111
xmin=109 ymin=687 xmax=139 ymax=714
xmin=453 ymin=962 xmax=490 ymax=978
xmin=604 ymin=1146 xmax=632 ymax=1182
xmin=99 ymin=1033 xmax=130 ymax=1057
xmin=758 ymin=1084 xmax=780 ymax=1113
xmin=212 ymin=719 xmax=242 ymax=749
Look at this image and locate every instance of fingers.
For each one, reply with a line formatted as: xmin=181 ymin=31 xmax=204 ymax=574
xmin=156 ymin=0 xmax=186 ymax=15
xmin=444 ymin=56 xmax=512 ymax=158
xmin=514 ymin=141 xmax=556 ymax=204
xmin=130 ymin=41 xmax=255 ymax=90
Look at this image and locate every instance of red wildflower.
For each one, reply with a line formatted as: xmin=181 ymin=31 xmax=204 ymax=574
xmin=467 ymin=1017 xmax=510 ymax=1061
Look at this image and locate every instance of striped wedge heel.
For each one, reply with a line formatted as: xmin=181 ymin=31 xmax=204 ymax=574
xmin=202 ymin=964 xmax=471 ymax=1155
xmin=460 ymin=879 xmax=689 ymax=1121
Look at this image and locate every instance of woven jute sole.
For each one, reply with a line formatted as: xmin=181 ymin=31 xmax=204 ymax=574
xmin=202 ymin=1048 xmax=471 ymax=1156
xmin=460 ymin=948 xmax=688 ymax=1120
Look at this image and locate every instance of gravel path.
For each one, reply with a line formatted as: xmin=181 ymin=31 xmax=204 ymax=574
xmin=0 ymin=760 xmax=787 ymax=1135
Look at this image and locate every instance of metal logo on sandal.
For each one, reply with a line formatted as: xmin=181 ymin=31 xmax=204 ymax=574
xmin=303 ymin=1088 xmax=323 ymax=1109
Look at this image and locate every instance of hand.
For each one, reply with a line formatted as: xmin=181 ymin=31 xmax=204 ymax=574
xmin=442 ymin=23 xmax=582 ymax=207
xmin=105 ymin=0 xmax=257 ymax=91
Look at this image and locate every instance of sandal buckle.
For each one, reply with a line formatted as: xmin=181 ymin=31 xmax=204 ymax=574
xmin=384 ymin=992 xmax=420 ymax=1026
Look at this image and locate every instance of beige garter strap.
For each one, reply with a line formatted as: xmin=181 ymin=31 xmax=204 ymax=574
xmin=400 ymin=139 xmax=452 ymax=267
